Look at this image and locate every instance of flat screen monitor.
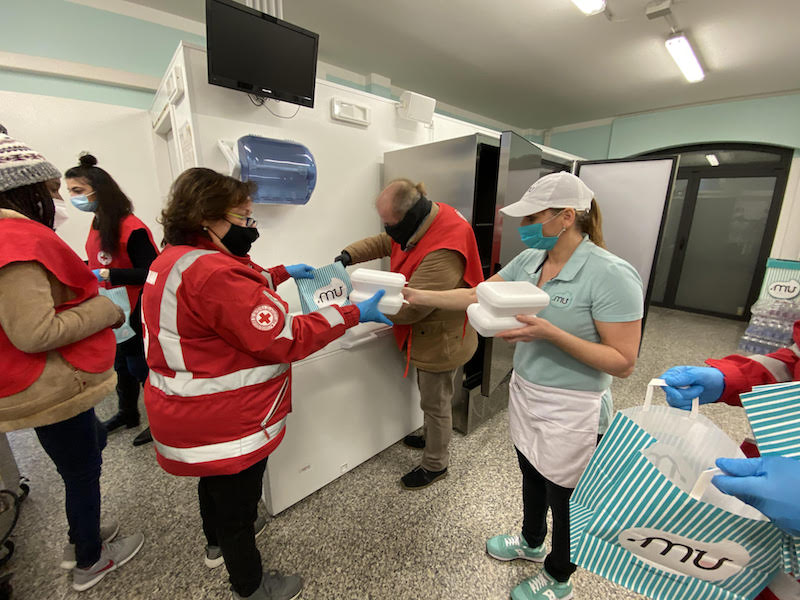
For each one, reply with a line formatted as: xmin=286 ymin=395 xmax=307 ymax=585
xmin=206 ymin=0 xmax=319 ymax=108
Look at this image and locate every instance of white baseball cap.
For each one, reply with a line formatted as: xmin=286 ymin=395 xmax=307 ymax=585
xmin=500 ymin=172 xmax=595 ymax=218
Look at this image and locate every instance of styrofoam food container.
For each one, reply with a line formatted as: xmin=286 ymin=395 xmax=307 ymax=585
xmin=349 ymin=289 xmax=404 ymax=315
xmin=350 ymin=268 xmax=406 ymax=296
xmin=467 ymin=304 xmax=533 ymax=337
xmin=475 ymin=281 xmax=550 ymax=318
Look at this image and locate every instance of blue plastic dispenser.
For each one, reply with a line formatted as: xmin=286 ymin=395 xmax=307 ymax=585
xmin=237 ymin=135 xmax=317 ymax=205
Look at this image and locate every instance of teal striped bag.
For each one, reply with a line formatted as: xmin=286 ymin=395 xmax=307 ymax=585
xmin=294 ymin=262 xmax=353 ymax=314
xmin=570 ymin=380 xmax=783 ymax=600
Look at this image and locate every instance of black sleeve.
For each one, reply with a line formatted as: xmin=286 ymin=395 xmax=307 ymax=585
xmin=107 ymin=229 xmax=158 ymax=287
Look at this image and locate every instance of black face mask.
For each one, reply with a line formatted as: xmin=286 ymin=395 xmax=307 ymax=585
xmin=219 ymin=223 xmax=260 ymax=257
xmin=384 ymin=196 xmax=432 ymax=250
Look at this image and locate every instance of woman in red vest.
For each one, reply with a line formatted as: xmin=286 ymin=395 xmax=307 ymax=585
xmin=0 ymin=134 xmax=144 ymax=591
xmin=65 ymin=155 xmax=158 ymax=447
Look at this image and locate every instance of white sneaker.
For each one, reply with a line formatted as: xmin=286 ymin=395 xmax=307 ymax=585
xmin=60 ymin=521 xmax=120 ymax=569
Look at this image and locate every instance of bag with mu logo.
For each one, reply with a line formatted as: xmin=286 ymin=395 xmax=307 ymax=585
xmin=570 ymin=379 xmax=783 ymax=600
xmin=294 ymin=262 xmax=352 ymax=314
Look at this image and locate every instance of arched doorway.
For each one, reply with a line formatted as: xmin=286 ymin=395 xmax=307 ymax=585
xmin=639 ymin=143 xmax=793 ymax=319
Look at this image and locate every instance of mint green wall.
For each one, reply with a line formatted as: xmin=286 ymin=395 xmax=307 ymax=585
xmin=545 ymin=93 xmax=800 ymax=159
xmin=548 ymin=124 xmax=612 ymax=160
xmin=0 ymin=0 xmax=204 ymax=108
xmin=0 ymin=70 xmax=154 ymax=110
xmin=608 ymin=94 xmax=800 ymax=157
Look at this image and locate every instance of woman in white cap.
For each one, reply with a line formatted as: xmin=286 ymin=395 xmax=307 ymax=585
xmin=0 ymin=134 xmax=144 ymax=591
xmin=403 ymin=172 xmax=644 ymax=600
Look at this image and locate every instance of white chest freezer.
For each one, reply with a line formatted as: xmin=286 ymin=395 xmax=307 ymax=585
xmin=262 ymin=322 xmax=422 ymax=515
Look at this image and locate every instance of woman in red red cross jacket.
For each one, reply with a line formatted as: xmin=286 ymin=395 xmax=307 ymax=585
xmin=141 ymin=167 xmax=389 ymax=600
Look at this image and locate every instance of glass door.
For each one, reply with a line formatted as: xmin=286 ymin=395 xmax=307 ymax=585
xmin=673 ymin=177 xmax=777 ymax=316
xmin=645 ymin=144 xmax=792 ymax=320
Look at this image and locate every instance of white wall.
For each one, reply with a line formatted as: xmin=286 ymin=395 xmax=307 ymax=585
xmin=0 ymin=91 xmax=163 ymax=259
xmin=151 ymin=43 xmax=500 ymax=310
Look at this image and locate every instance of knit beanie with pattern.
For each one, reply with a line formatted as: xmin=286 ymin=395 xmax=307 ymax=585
xmin=0 ymin=134 xmax=61 ymax=193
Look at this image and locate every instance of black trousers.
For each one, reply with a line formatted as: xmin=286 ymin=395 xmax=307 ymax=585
xmin=198 ymin=457 xmax=267 ymax=597
xmin=516 ymin=447 xmax=576 ymax=583
xmin=113 ymin=337 xmax=147 ymax=422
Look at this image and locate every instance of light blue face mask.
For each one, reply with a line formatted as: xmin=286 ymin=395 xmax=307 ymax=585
xmin=518 ymin=210 xmax=565 ymax=250
xmin=70 ymin=191 xmax=97 ymax=212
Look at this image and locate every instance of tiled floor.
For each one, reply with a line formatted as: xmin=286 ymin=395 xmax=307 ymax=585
xmin=1 ymin=307 xmax=749 ymax=599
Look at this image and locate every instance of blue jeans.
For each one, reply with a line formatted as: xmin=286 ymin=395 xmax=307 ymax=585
xmin=35 ymin=409 xmax=106 ymax=567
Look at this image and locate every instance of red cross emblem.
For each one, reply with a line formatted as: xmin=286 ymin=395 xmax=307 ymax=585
xmin=250 ymin=304 xmax=279 ymax=331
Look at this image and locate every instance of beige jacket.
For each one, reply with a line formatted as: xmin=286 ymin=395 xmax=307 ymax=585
xmin=0 ymin=209 xmax=123 ymax=431
xmin=343 ymin=203 xmax=478 ymax=372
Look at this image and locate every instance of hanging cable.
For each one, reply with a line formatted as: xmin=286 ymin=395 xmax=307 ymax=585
xmin=263 ymin=100 xmax=301 ymax=119
xmin=248 ymin=94 xmax=266 ymax=106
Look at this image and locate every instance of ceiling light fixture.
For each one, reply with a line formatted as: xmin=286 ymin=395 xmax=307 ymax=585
xmin=705 ymin=154 xmax=720 ymax=167
xmin=665 ymin=33 xmax=705 ymax=83
xmin=571 ymin=0 xmax=606 ymax=16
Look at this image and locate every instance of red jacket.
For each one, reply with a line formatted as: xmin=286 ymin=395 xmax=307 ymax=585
xmin=390 ymin=203 xmax=484 ymax=354
xmin=707 ymin=320 xmax=800 ymax=406
xmin=141 ymin=240 xmax=360 ymax=477
xmin=86 ymin=214 xmax=157 ymax=309
xmin=0 ymin=218 xmax=115 ymax=396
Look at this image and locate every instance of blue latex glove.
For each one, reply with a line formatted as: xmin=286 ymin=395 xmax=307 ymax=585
xmin=714 ymin=456 xmax=800 ymax=536
xmin=355 ymin=289 xmax=392 ymax=326
xmin=91 ymin=269 xmax=104 ymax=283
xmin=286 ymin=264 xmax=314 ymax=279
xmin=660 ymin=365 xmax=724 ymax=410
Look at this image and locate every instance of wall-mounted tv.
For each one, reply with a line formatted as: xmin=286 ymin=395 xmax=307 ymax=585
xmin=206 ymin=0 xmax=319 ymax=108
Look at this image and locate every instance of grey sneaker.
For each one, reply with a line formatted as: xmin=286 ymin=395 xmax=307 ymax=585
xmin=206 ymin=514 xmax=268 ymax=569
xmin=205 ymin=545 xmax=224 ymax=569
xmin=60 ymin=521 xmax=121 ymax=569
xmin=72 ymin=532 xmax=144 ymax=591
xmin=232 ymin=570 xmax=303 ymax=600
xmin=255 ymin=514 xmax=267 ymax=538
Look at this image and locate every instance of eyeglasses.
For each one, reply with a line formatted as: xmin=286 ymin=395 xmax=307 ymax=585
xmin=226 ymin=212 xmax=258 ymax=228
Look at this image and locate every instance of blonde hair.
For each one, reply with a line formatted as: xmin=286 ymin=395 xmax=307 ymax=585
xmin=575 ymin=199 xmax=605 ymax=248
xmin=382 ymin=178 xmax=427 ymax=217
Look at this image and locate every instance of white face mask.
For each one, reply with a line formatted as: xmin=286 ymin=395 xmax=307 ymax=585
xmin=53 ymin=198 xmax=70 ymax=230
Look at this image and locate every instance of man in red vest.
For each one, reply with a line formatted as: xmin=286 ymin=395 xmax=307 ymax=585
xmin=337 ymin=179 xmax=484 ymax=489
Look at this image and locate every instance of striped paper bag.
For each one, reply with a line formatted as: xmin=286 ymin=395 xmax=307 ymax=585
xmin=739 ymin=381 xmax=800 ymax=578
xmin=294 ymin=262 xmax=352 ymax=314
xmin=571 ymin=380 xmax=783 ymax=600
xmin=739 ymin=382 xmax=800 ymax=458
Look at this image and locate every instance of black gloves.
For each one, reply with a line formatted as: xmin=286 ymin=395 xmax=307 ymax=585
xmin=334 ymin=250 xmax=352 ymax=267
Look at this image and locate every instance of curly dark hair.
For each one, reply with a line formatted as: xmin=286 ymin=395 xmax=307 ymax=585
xmin=0 ymin=182 xmax=54 ymax=228
xmin=161 ymin=168 xmax=255 ymax=246
xmin=65 ymin=154 xmax=133 ymax=255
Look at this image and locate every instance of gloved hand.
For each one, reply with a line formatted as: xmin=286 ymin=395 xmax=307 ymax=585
xmin=91 ymin=269 xmax=104 ymax=283
xmin=355 ymin=289 xmax=392 ymax=326
xmin=286 ymin=264 xmax=314 ymax=279
xmin=714 ymin=456 xmax=800 ymax=536
xmin=334 ymin=251 xmax=352 ymax=267
xmin=660 ymin=365 xmax=724 ymax=410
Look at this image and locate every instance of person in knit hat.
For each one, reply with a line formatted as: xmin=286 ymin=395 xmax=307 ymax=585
xmin=0 ymin=134 xmax=145 ymax=592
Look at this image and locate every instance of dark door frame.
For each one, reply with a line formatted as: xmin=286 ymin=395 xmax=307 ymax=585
xmin=638 ymin=143 xmax=793 ymax=320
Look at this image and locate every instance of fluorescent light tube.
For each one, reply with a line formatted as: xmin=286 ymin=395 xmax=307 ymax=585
xmin=665 ymin=33 xmax=705 ymax=83
xmin=705 ymin=154 xmax=719 ymax=167
xmin=571 ymin=0 xmax=606 ymax=15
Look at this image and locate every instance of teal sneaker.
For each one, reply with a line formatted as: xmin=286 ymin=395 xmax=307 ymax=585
xmin=486 ymin=533 xmax=546 ymax=562
xmin=511 ymin=570 xmax=573 ymax=600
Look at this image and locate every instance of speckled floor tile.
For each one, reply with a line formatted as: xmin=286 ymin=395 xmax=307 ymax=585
xmin=0 ymin=307 xmax=749 ymax=599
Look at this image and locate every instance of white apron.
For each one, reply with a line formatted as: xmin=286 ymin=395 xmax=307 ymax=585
xmin=508 ymin=370 xmax=603 ymax=488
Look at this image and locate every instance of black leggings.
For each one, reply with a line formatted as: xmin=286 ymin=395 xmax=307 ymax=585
xmin=516 ymin=447 xmax=576 ymax=583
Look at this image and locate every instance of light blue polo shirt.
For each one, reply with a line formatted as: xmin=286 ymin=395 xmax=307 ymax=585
xmin=497 ymin=237 xmax=644 ymax=432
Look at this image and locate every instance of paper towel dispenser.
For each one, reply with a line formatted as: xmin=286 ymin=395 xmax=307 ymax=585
xmin=235 ymin=135 xmax=317 ymax=205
